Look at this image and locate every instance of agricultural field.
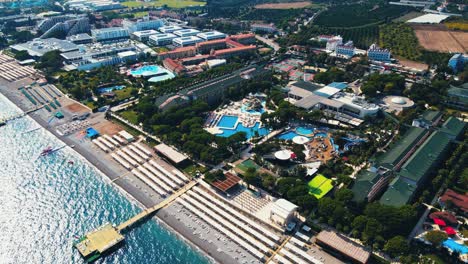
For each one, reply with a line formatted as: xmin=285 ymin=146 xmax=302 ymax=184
xmin=254 ymin=1 xmax=312 ymax=9
xmin=380 ymin=23 xmax=422 ymax=61
xmin=412 ymin=24 xmax=468 ymax=53
xmin=444 ymin=18 xmax=468 ymax=31
xmin=122 ymin=0 xmax=205 ymax=8
xmin=314 ymin=3 xmax=412 ymax=28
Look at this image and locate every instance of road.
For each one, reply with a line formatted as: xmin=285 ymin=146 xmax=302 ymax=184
xmin=255 ymin=35 xmax=280 ymax=52
xmin=408 ymin=188 xmax=444 ymax=240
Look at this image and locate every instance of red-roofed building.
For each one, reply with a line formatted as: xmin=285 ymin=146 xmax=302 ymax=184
xmin=196 ymin=39 xmax=227 ymax=54
xmin=211 ymin=172 xmax=241 ymax=193
xmin=158 ymin=46 xmax=197 ymax=60
xmin=163 ymin=58 xmax=186 ymax=75
xmin=226 ymin=38 xmax=245 ymax=48
xmin=229 ymin=33 xmax=256 ymax=45
xmin=213 ymin=45 xmax=256 ymax=59
xmin=439 ymin=189 xmax=468 ymax=212
xmin=429 ymin=211 xmax=458 ymax=225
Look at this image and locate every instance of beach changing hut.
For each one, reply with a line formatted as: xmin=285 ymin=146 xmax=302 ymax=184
xmin=86 ymin=127 xmax=99 ymax=139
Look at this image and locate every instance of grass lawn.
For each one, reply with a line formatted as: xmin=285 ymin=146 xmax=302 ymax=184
xmin=153 ymin=47 xmax=170 ymax=53
xmin=133 ymin=11 xmax=149 ymax=18
xmin=308 ymin=174 xmax=334 ymax=199
xmin=235 ymin=159 xmax=260 ymax=173
xmin=183 ymin=163 xmax=207 ymax=177
xmin=114 ymin=88 xmax=134 ymax=101
xmin=120 ymin=110 xmax=139 ymax=124
xmin=122 ymin=0 xmax=205 ymax=8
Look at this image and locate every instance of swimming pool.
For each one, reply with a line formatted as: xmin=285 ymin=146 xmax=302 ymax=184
xmin=218 ymin=122 xmax=268 ymax=139
xmin=148 ymin=72 xmax=175 ymax=83
xmin=130 ymin=65 xmax=161 ymax=77
xmin=97 ymin=85 xmax=125 ymax=94
xmin=296 ymin=127 xmax=314 ymax=135
xmin=443 ymin=239 xmax=468 ymax=254
xmin=277 ymin=131 xmax=300 ymax=140
xmin=217 ymin=115 xmax=238 ymax=129
xmin=241 ymin=101 xmax=266 ymax=115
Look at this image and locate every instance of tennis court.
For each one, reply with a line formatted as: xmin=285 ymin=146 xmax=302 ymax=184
xmin=308 ymin=174 xmax=334 ymax=199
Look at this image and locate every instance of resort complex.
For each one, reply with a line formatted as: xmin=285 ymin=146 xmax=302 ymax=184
xmin=0 ymin=1 xmax=467 ymax=264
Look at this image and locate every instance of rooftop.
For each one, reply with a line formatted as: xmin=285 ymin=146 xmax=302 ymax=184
xmin=379 ymin=176 xmax=416 ymax=207
xmin=374 ymin=126 xmax=427 ymax=170
xmin=398 ymin=131 xmax=451 ymax=184
xmin=288 ymin=80 xmax=323 ymax=92
xmin=351 ymin=170 xmax=382 ymax=202
xmin=316 ymin=230 xmax=371 ymax=264
xmin=421 ymin=110 xmax=442 ymax=124
xmin=439 ymin=117 xmax=465 ymax=139
xmin=440 ymin=189 xmax=468 ymax=212
xmin=211 ymin=172 xmax=241 ymax=192
xmin=154 ymin=143 xmax=188 ymax=164
xmin=11 ymin=38 xmax=79 ymax=57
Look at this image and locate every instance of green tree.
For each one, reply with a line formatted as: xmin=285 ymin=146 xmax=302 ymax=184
xmin=384 ymin=236 xmax=409 ymax=258
xmin=425 ymin=230 xmax=448 ymax=246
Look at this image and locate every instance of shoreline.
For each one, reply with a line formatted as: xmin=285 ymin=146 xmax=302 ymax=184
xmin=0 ymin=90 xmax=219 ymax=264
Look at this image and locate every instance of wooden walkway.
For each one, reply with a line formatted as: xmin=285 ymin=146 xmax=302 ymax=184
xmin=117 ymin=181 xmax=197 ymax=232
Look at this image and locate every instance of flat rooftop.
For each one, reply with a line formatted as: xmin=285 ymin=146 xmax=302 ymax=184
xmin=154 ymin=143 xmax=188 ymax=164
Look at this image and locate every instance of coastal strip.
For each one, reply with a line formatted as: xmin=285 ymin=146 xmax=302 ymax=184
xmin=0 ymin=87 xmax=224 ymax=264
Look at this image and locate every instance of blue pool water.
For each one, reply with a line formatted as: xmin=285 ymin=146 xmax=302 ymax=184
xmin=98 ymin=85 xmax=125 ymax=94
xmin=0 ymin=93 xmax=208 ymax=264
xmin=218 ymin=122 xmax=268 ymax=139
xmin=241 ymin=101 xmax=266 ymax=115
xmin=277 ymin=131 xmax=300 ymax=140
xmin=148 ymin=72 xmax=175 ymax=83
xmin=443 ymin=239 xmax=468 ymax=254
xmin=296 ymin=127 xmax=314 ymax=135
xmin=130 ymin=65 xmax=161 ymax=77
xmin=217 ymin=115 xmax=238 ymax=129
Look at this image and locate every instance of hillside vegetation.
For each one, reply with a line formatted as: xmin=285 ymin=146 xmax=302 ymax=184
xmin=314 ymin=3 xmax=412 ymax=28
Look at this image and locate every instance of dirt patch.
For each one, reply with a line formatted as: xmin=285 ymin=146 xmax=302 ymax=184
xmin=412 ymin=24 xmax=468 ymax=53
xmin=93 ymin=120 xmax=123 ymax=136
xmin=396 ymin=57 xmax=429 ymax=71
xmin=64 ymin=102 xmax=89 ymax=114
xmin=254 ymin=1 xmax=311 ymax=9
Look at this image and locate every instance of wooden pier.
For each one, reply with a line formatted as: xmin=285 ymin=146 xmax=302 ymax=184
xmin=74 ymin=181 xmax=197 ymax=262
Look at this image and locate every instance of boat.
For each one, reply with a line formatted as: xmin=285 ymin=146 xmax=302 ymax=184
xmin=40 ymin=146 xmax=53 ymax=156
xmin=0 ymin=121 xmax=5 ymax=127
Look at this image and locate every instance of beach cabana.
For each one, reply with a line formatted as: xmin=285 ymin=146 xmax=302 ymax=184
xmin=444 ymin=227 xmax=457 ymax=236
xmin=86 ymin=127 xmax=99 ymax=139
xmin=433 ymin=218 xmax=446 ymax=227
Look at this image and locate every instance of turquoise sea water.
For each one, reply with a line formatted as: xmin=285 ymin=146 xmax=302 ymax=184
xmin=0 ymin=94 xmax=209 ymax=264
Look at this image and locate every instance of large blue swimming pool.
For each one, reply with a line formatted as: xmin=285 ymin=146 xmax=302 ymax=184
xmin=217 ymin=115 xmax=238 ymax=129
xmin=296 ymin=126 xmax=314 ymax=135
xmin=277 ymin=131 xmax=299 ymax=140
xmin=218 ymin=122 xmax=268 ymax=139
xmin=130 ymin=65 xmax=161 ymax=77
xmin=443 ymin=239 xmax=468 ymax=254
